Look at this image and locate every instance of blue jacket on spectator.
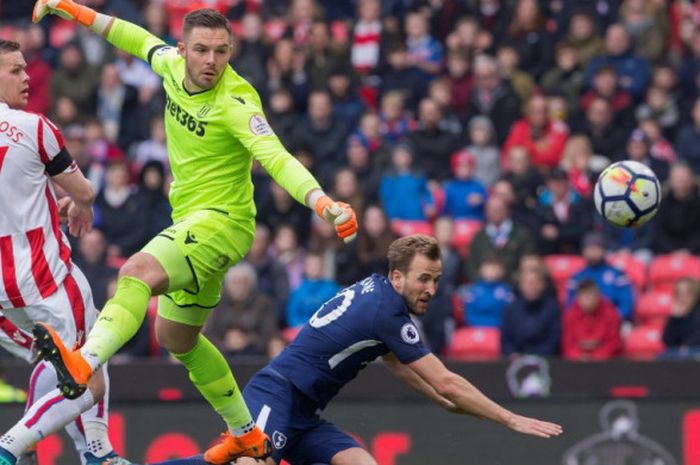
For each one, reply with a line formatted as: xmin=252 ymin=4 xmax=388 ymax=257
xmin=459 ymin=281 xmax=513 ymax=328
xmin=286 ymin=278 xmax=340 ymax=328
xmin=500 ymin=293 xmax=561 ymax=356
xmin=443 ymin=179 xmax=488 ymax=221
xmin=566 ymin=264 xmax=635 ymax=320
xmin=585 ymin=52 xmax=651 ymax=98
xmin=380 ymin=171 xmax=434 ymax=221
xmin=674 ymin=123 xmax=700 ymax=175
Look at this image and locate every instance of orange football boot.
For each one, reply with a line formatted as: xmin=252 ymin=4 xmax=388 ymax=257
xmin=203 ymin=427 xmax=272 ymax=464
xmin=32 ymin=323 xmax=93 ymax=399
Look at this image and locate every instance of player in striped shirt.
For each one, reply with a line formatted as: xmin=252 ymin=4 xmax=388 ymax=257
xmin=0 ymin=39 xmax=128 ymax=465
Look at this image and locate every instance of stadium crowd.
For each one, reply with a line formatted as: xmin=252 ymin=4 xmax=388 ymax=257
xmin=1 ymin=0 xmax=700 ymax=362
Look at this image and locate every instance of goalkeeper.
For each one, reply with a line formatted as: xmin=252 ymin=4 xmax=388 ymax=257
xmin=31 ymin=2 xmax=358 ymax=463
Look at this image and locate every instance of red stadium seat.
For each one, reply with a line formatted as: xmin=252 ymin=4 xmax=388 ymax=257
xmin=649 ymin=253 xmax=700 ymax=291
xmin=607 ymin=252 xmax=648 ymax=293
xmin=544 ymin=254 xmax=586 ymax=288
xmin=635 ymin=290 xmax=673 ymax=328
xmin=390 ymin=220 xmax=434 ymax=237
xmin=451 ymin=220 xmax=483 ymax=257
xmin=623 ymin=325 xmax=665 ymax=360
xmin=445 ymin=327 xmax=501 ymax=361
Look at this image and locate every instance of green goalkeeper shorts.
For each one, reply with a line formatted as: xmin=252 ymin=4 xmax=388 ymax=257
xmin=142 ymin=209 xmax=255 ymax=327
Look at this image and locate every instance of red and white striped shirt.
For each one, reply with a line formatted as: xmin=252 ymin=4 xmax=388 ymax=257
xmin=0 ymin=102 xmax=75 ymax=309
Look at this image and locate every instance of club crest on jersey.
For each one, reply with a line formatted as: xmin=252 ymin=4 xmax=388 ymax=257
xmin=400 ymin=323 xmax=420 ymax=344
xmin=249 ymin=114 xmax=274 ymax=136
xmin=272 ymin=431 xmax=287 ymax=449
xmin=197 ymin=104 xmax=212 ymax=119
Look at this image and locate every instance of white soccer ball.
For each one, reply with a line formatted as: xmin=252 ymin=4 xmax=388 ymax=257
xmin=593 ymin=160 xmax=661 ymax=228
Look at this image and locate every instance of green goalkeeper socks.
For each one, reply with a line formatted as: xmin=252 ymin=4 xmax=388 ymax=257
xmin=173 ymin=335 xmax=253 ymax=432
xmin=80 ymin=276 xmax=152 ymax=369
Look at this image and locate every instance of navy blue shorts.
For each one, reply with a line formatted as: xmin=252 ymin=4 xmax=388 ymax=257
xmin=242 ymin=368 xmax=360 ymax=465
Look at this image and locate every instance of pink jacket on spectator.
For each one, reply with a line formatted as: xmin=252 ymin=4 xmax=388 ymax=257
xmin=502 ymin=119 xmax=569 ymax=169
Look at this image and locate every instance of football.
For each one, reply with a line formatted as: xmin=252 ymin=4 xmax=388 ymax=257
xmin=593 ymin=160 xmax=661 ymax=228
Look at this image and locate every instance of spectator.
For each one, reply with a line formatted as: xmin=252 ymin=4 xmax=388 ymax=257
xmin=467 ymin=195 xmax=536 ymax=283
xmin=562 ymin=279 xmax=623 ymax=360
xmin=496 ymin=43 xmax=535 ymax=104
xmin=94 ymin=159 xmax=143 ymax=258
xmin=504 ymin=0 xmax=553 ymax=79
xmin=427 ymin=78 xmax=463 ymax=135
xmin=675 ymin=97 xmax=700 ymax=175
xmin=619 ymin=0 xmax=668 ymax=63
xmin=356 ymin=205 xmax=397 ymax=276
xmin=574 ymin=96 xmax=629 ymax=160
xmin=679 ymin=30 xmax=700 ymax=99
xmin=72 ymin=229 xmax=118 ymax=309
xmin=247 ymin=224 xmax=290 ymax=322
xmin=113 ymin=49 xmax=160 ymax=107
xmin=64 ymin=124 xmax=105 ymax=193
xmin=585 ymin=23 xmax=651 ymax=98
xmin=285 ymin=253 xmax=340 ymax=328
xmin=380 ymin=144 xmax=434 ymax=221
xmin=292 ymin=89 xmax=352 ymax=187
xmin=419 ymin=216 xmax=462 ymax=354
xmin=132 ymin=116 xmax=169 ymax=172
xmin=143 ymin=0 xmax=176 ymax=45
xmin=502 ymin=145 xmax=544 ymax=212
xmin=458 ymin=256 xmax=513 ymax=328
xmin=15 ymin=25 xmax=52 ymax=115
xmin=407 ymin=97 xmax=460 ymax=181
xmin=305 ymin=21 xmax=345 ymax=91
xmin=536 ymin=168 xmax=594 ymax=255
xmin=491 ymin=177 xmax=540 ymax=235
xmin=562 ymin=9 xmax=604 ymax=68
xmin=345 ymin=136 xmax=383 ymax=205
xmin=443 ymin=49 xmax=473 ymax=115
xmin=638 ymin=118 xmax=676 ymax=172
xmin=653 ymin=162 xmax=700 ymax=254
xmin=443 ymin=150 xmax=488 ymax=221
xmin=465 ymin=116 xmax=500 ymax=187
xmin=541 ymin=42 xmax=585 ymax=111
xmin=331 ymin=168 xmax=365 ymax=218
xmin=257 ymin=182 xmax=311 ymax=243
xmin=501 ymin=266 xmax=561 ymax=357
xmin=503 ymin=94 xmax=570 ymax=171
xmin=662 ymin=278 xmax=700 ymax=358
xmin=273 ymin=224 xmax=306 ymax=290
xmin=51 ymin=42 xmax=98 ymax=115
xmin=378 ymin=43 xmax=429 ymax=112
xmin=635 ymin=86 xmax=680 ymax=140
xmin=266 ymin=39 xmax=310 ymax=109
xmin=285 ymin=0 xmax=320 ymax=49
xmin=579 ymin=65 xmax=633 ymax=126
xmin=328 ymin=66 xmax=366 ymax=127
xmin=469 ymin=0 xmax=512 ymax=49
xmin=566 ymin=232 xmax=635 ymax=320
xmin=561 ymin=135 xmax=598 ymax=199
xmin=378 ymin=90 xmax=416 ymax=145
xmin=135 ymin=161 xmax=172 ymax=250
xmin=622 ymin=128 xmax=671 ymax=184
xmin=404 ymin=10 xmax=444 ymax=76
xmin=96 ymin=63 xmax=141 ymax=149
xmin=351 ymin=0 xmax=384 ymax=75
xmin=230 ymin=12 xmax=268 ymax=90
xmin=206 ymin=263 xmax=283 ymax=359
xmin=464 ymin=54 xmax=521 ymax=145
xmin=267 ymin=88 xmax=301 ymax=147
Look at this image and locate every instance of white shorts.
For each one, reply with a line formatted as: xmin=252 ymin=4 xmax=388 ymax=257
xmin=0 ymin=266 xmax=97 ymax=363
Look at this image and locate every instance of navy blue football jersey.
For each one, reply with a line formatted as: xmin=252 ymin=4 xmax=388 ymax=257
xmin=269 ymin=274 xmax=430 ymax=409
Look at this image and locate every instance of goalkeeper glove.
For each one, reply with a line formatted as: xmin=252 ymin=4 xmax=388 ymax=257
xmin=314 ymin=196 xmax=358 ymax=243
xmin=33 ymin=0 xmax=97 ymax=27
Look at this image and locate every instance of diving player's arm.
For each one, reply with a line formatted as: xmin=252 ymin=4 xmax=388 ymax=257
xmin=382 ymin=353 xmax=460 ymax=412
xmin=407 ymin=353 xmax=563 ymax=438
xmin=33 ymin=0 xmax=165 ymax=63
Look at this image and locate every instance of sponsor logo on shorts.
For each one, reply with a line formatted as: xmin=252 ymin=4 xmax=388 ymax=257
xmin=400 ymin=323 xmax=420 ymax=344
xmin=211 ymin=255 xmax=230 ymax=269
xmin=272 ymin=431 xmax=287 ymax=449
xmin=248 ymin=114 xmax=273 ymax=136
xmin=185 ymin=231 xmax=198 ymax=245
xmin=223 ymin=388 xmax=235 ymax=397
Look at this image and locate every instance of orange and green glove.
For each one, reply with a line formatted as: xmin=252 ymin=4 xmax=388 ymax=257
xmin=33 ymin=0 xmax=97 ymax=27
xmin=314 ymin=196 xmax=358 ymax=243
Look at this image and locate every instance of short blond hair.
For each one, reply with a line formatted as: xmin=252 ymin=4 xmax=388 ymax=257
xmin=387 ymin=234 xmax=440 ymax=274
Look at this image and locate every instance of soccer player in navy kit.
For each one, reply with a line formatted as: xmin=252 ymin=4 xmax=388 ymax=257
xmin=119 ymin=234 xmax=562 ymax=465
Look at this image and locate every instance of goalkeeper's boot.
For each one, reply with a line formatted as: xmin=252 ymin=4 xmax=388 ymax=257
xmin=0 ymin=446 xmax=16 ymax=465
xmin=32 ymin=323 xmax=92 ymax=399
xmin=85 ymin=450 xmax=131 ymax=465
xmin=203 ymin=427 xmax=272 ymax=464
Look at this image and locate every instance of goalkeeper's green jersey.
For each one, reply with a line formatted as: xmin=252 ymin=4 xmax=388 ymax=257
xmin=107 ymin=23 xmax=320 ymax=223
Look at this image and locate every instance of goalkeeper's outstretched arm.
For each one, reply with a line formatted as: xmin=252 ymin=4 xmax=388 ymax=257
xmin=33 ymin=0 xmax=164 ymax=63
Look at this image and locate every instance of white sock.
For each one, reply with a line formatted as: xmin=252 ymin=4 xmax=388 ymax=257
xmin=0 ymin=389 xmax=94 ymax=457
xmin=82 ymin=365 xmax=112 ymax=458
xmin=79 ymin=348 xmax=103 ymax=372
